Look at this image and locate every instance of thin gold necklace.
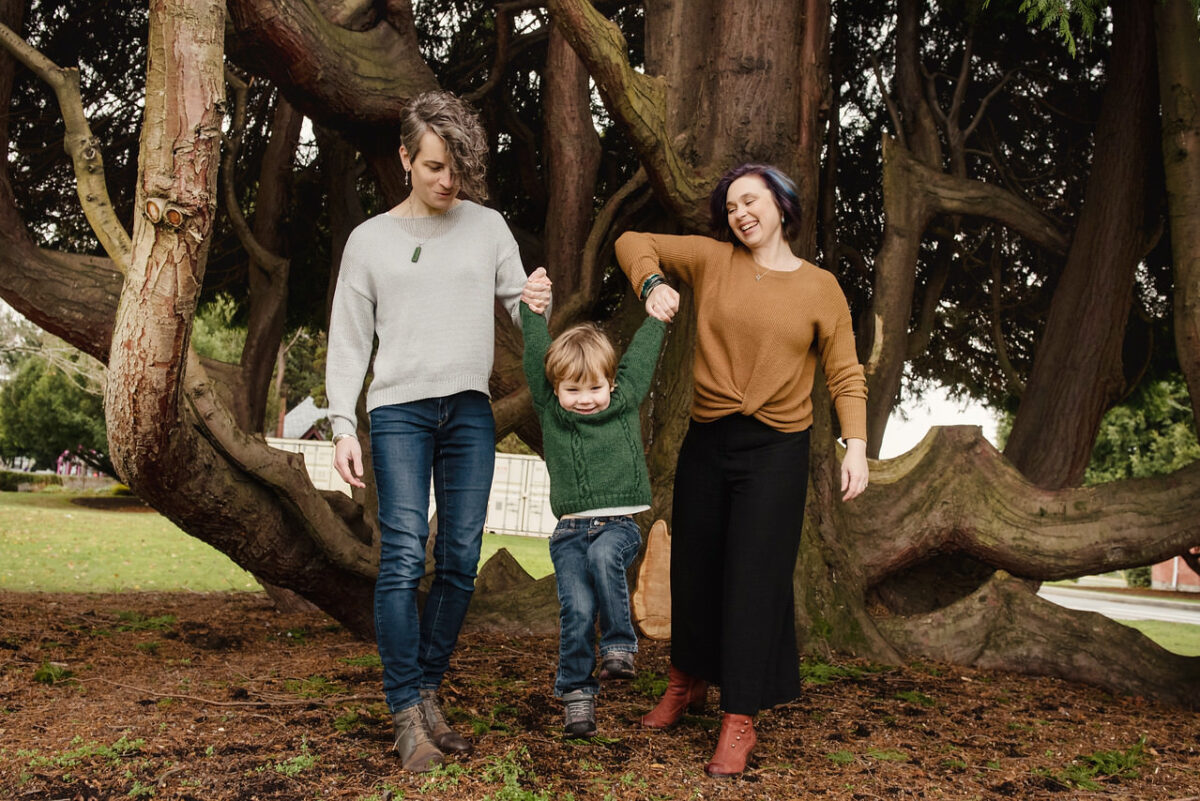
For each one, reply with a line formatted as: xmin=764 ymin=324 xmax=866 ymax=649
xmin=752 ymin=253 xmax=800 ymax=281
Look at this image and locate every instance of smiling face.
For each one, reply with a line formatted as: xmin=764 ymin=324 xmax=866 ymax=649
xmin=399 ymin=129 xmax=459 ymax=215
xmin=554 ymin=374 xmax=614 ymax=415
xmin=725 ymin=173 xmax=784 ymax=249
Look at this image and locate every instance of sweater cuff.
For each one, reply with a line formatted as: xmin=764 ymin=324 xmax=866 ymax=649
xmin=833 ymin=397 xmax=868 ymax=443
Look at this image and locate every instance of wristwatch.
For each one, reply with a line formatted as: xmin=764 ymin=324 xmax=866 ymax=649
xmin=332 ymin=433 xmax=356 ymax=444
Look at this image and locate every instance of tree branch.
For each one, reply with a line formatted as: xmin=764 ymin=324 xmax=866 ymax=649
xmin=871 ymin=55 xmax=905 ymax=148
xmin=875 ymin=570 xmax=1200 ymax=708
xmin=226 ymin=0 xmax=438 ymax=127
xmin=554 ymin=170 xmax=648 ymax=328
xmin=545 ymin=0 xmax=711 ymax=227
xmin=989 ymin=237 xmax=1025 ymax=395
xmin=853 ymin=427 xmax=1200 ymax=585
xmin=221 ymin=69 xmax=289 ymax=277
xmin=889 ymin=136 xmax=1070 ymax=256
xmin=185 ymin=349 xmax=377 ymax=578
xmin=0 ymin=21 xmax=131 ymax=272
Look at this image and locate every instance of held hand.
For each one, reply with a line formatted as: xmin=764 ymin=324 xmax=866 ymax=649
xmin=334 ymin=436 xmax=366 ymax=489
xmin=645 ymin=283 xmax=679 ymax=322
xmin=522 ymin=267 xmax=552 ymax=314
xmin=840 ymin=438 xmax=869 ymax=502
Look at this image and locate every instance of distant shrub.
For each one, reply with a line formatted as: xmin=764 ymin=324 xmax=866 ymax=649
xmin=1124 ymin=566 xmax=1152 ymax=588
xmin=0 ymin=470 xmax=62 ymax=492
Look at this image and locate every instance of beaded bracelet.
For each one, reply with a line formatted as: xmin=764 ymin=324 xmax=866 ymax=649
xmin=640 ymin=274 xmax=667 ymax=301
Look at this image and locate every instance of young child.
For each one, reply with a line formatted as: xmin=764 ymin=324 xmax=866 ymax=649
xmin=520 ymin=270 xmax=666 ymax=738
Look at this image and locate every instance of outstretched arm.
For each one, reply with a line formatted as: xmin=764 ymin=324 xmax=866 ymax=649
xmin=615 ymin=315 xmax=667 ymax=403
xmin=519 ymin=297 xmax=555 ymax=413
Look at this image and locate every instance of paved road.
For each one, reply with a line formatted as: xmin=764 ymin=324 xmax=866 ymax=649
xmin=1037 ymin=584 xmax=1200 ymax=625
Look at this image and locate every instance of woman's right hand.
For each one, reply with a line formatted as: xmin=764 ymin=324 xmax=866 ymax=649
xmin=645 ymin=283 xmax=679 ymax=322
xmin=334 ymin=436 xmax=366 ymax=489
xmin=522 ymin=267 xmax=552 ymax=314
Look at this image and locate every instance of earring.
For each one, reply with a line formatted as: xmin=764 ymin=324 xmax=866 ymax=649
xmin=404 ymin=170 xmax=411 ymax=188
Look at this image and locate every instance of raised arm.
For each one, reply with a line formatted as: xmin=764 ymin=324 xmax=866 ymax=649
xmin=614 ymin=232 xmax=718 ymax=322
xmin=615 ymin=315 xmax=667 ymax=404
xmin=520 ymin=301 xmax=555 ymax=413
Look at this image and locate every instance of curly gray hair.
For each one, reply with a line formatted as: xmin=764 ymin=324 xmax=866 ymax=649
xmin=400 ymin=91 xmax=490 ymax=202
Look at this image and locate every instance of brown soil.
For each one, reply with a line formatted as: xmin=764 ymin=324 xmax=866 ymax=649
xmin=1 ymin=591 xmax=1198 ymax=800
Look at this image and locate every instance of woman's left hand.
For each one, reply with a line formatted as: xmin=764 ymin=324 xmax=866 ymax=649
xmin=840 ymin=438 xmax=869 ymax=501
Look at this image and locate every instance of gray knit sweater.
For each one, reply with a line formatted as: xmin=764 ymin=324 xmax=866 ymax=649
xmin=325 ymin=201 xmax=526 ymax=438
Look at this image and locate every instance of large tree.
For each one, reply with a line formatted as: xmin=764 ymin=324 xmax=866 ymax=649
xmin=1 ymin=0 xmax=1198 ymax=705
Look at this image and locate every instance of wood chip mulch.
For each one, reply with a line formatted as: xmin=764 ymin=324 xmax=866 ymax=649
xmin=1 ymin=591 xmax=1198 ymax=800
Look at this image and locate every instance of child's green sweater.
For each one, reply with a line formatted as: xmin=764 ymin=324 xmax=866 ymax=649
xmin=521 ymin=303 xmax=666 ymax=518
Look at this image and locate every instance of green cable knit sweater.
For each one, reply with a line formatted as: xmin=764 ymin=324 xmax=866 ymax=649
xmin=521 ymin=303 xmax=666 ymax=518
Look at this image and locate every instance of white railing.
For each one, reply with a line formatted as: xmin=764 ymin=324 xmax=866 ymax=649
xmin=266 ymin=438 xmax=556 ymax=537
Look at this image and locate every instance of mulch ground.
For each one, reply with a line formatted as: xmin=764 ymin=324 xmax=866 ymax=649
xmin=1 ymin=591 xmax=1199 ymax=801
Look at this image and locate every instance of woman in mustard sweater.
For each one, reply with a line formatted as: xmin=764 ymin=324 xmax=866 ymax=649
xmin=615 ymin=163 xmax=869 ymax=777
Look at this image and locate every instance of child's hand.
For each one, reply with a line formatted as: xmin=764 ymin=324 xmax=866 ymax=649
xmin=523 ymin=267 xmax=552 ymax=314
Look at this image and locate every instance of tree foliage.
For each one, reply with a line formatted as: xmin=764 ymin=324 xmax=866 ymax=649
xmin=1086 ymin=374 xmax=1200 ymax=485
xmin=0 ymin=339 xmax=110 ymax=475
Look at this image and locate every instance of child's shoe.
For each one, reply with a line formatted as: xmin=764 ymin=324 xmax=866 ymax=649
xmin=598 ymin=650 xmax=636 ymax=680
xmin=562 ymin=690 xmax=597 ymax=738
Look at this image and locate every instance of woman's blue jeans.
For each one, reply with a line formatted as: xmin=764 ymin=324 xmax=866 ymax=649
xmin=370 ymin=391 xmax=495 ymax=713
xmin=549 ymin=515 xmax=642 ymax=697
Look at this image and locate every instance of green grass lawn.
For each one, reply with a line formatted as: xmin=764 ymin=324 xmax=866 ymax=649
xmin=0 ymin=490 xmax=552 ymax=592
xmin=6 ymin=490 xmax=1200 ymax=658
xmin=1115 ymin=619 xmax=1200 ymax=656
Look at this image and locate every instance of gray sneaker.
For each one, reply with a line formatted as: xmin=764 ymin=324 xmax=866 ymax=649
xmin=392 ymin=705 xmax=444 ymax=773
xmin=562 ymin=690 xmax=597 ymax=738
xmin=598 ymin=650 xmax=636 ymax=680
xmin=419 ymin=688 xmax=472 ymax=754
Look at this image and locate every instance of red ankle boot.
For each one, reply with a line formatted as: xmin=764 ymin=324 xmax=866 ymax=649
xmin=704 ymin=713 xmax=756 ymax=776
xmin=640 ymin=665 xmax=707 ymax=729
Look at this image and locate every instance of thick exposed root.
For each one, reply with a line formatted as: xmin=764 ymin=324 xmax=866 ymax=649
xmin=874 ymin=571 xmax=1200 ymax=708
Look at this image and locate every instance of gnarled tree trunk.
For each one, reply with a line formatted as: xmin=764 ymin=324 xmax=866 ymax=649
xmin=1004 ymin=0 xmax=1159 ymax=489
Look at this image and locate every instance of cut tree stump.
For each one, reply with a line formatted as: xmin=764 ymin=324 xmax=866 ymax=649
xmin=632 ymin=519 xmax=671 ymax=639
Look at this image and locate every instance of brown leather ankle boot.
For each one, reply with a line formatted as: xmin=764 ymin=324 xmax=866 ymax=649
xmin=640 ymin=665 xmax=707 ymax=729
xmin=704 ymin=713 xmax=756 ymax=776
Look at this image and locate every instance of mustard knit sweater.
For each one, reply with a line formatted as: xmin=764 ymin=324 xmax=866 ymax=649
xmin=614 ymin=232 xmax=867 ymax=440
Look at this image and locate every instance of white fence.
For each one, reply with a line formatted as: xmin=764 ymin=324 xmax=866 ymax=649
xmin=266 ymin=438 xmax=556 ymax=537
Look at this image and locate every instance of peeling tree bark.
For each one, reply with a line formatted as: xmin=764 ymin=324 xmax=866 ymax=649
xmin=98 ymin=0 xmax=378 ymax=636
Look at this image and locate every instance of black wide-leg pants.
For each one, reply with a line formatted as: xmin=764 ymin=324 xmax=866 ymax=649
xmin=669 ymin=414 xmax=811 ymax=715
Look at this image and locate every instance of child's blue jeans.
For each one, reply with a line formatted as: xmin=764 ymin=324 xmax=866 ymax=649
xmin=549 ymin=514 xmax=642 ymax=697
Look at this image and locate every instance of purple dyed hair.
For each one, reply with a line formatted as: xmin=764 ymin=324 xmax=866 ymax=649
xmin=708 ymin=163 xmax=802 ymax=246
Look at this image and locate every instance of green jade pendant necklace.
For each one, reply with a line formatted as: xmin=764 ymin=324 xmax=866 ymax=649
xmin=396 ymin=206 xmax=453 ymax=263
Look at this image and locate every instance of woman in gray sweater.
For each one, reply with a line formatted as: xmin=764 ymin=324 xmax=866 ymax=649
xmin=325 ymin=91 xmax=543 ymax=773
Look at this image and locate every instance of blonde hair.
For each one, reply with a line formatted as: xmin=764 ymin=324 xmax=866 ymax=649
xmin=400 ymin=91 xmax=490 ymax=202
xmin=544 ymin=324 xmax=618 ymax=388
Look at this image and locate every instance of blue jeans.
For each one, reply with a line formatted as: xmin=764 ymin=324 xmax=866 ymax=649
xmin=370 ymin=391 xmax=495 ymax=713
xmin=549 ymin=515 xmax=642 ymax=697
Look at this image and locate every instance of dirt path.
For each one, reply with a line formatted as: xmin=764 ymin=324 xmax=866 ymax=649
xmin=1 ymin=591 xmax=1198 ymax=800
